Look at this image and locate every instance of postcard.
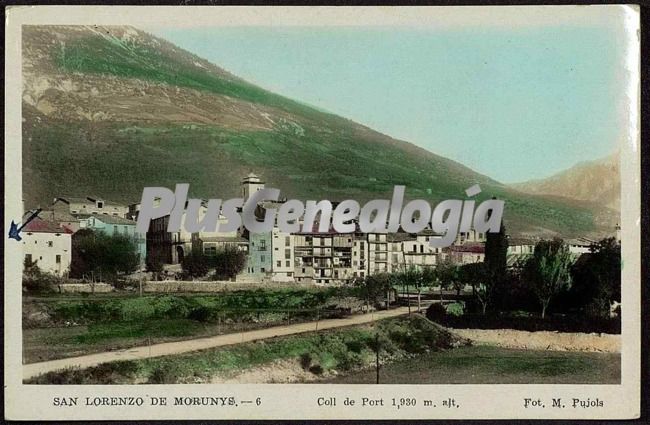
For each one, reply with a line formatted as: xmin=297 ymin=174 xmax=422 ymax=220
xmin=4 ymin=5 xmax=641 ymax=420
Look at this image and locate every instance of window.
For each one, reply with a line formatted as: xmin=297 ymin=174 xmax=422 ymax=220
xmin=285 ymin=236 xmax=290 ymax=245
xmin=97 ymin=201 xmax=104 ymax=209
xmin=55 ymin=255 xmax=61 ymax=264
xmin=261 ymin=267 xmax=265 ymax=273
xmin=47 ymin=241 xmax=53 ymax=247
xmin=284 ymin=249 xmax=291 ymax=259
xmin=277 ymin=261 xmax=282 ymax=267
xmin=286 ymin=261 xmax=290 ymax=267
xmin=260 ymin=255 xmax=265 ymax=262
xmin=113 ymin=225 xmax=118 ymax=234
xmin=260 ymin=240 xmax=266 ymax=251
xmin=123 ymin=226 xmax=127 ymax=233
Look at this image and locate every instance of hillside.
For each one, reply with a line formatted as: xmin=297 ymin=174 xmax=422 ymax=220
xmin=511 ymin=152 xmax=620 ymax=211
xmin=21 ymin=25 xmax=618 ymax=238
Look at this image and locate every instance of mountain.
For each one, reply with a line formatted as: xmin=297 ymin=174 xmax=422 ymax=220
xmin=511 ymin=152 xmax=620 ymax=211
xmin=21 ymin=25 xmax=618 ymax=238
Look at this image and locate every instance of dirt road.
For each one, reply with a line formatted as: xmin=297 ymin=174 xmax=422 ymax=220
xmin=23 ymin=307 xmax=412 ymax=380
xmin=451 ymin=328 xmax=621 ymax=353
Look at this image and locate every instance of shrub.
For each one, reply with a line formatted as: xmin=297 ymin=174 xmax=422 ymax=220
xmin=445 ymin=302 xmax=465 ymax=317
xmin=425 ymin=303 xmax=447 ymax=321
xmin=300 ymin=353 xmax=312 ymax=370
xmin=308 ymin=364 xmax=324 ymax=375
xmin=22 ymin=264 xmax=61 ymax=294
xmin=148 ymin=366 xmax=180 ymax=384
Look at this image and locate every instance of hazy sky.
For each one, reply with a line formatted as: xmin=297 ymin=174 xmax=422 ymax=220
xmin=151 ymin=23 xmax=627 ymax=183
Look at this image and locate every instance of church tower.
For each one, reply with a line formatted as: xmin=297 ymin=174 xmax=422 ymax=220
xmin=241 ymin=172 xmax=265 ymax=201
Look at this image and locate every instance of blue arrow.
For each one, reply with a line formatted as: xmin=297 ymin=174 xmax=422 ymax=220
xmin=8 ymin=209 xmax=42 ymax=241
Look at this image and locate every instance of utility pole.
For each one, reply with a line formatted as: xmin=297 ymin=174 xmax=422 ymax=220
xmin=402 ymin=252 xmax=410 ymax=315
xmin=375 ymin=332 xmax=380 ymax=384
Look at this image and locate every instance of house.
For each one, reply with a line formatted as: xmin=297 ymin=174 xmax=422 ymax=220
xmin=507 ymin=237 xmax=537 ymax=255
xmin=388 ymin=231 xmax=442 ymax=272
xmin=147 ymin=200 xmax=240 ymax=265
xmin=351 ymin=234 xmax=369 ymax=279
xmin=271 ymin=228 xmax=295 ymax=282
xmin=567 ymin=237 xmax=595 ymax=254
xmin=22 ymin=217 xmax=73 ymax=275
xmin=38 ymin=210 xmax=81 ymax=233
xmin=367 ymin=233 xmax=389 ymax=274
xmin=79 ymin=214 xmax=146 ymax=267
xmin=447 ymin=243 xmax=485 ymax=264
xmin=247 ymin=231 xmax=273 ymax=278
xmin=53 ymin=196 xmax=129 ymax=217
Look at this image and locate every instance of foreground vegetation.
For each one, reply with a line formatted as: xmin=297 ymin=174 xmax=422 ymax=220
xmin=26 ymin=316 xmax=457 ymax=384
xmin=23 ymin=288 xmax=364 ymax=363
xmin=326 ymin=345 xmax=621 ymax=385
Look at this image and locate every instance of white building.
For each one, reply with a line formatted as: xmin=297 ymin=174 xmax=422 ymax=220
xmin=53 ymin=196 xmax=129 ymax=217
xmin=567 ymin=237 xmax=594 ymax=255
xmin=351 ymin=235 xmax=368 ymax=279
xmin=22 ymin=217 xmax=73 ymax=275
xmin=271 ymin=228 xmax=295 ymax=282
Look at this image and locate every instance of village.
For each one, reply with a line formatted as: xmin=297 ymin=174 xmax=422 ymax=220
xmin=21 ymin=172 xmax=607 ymax=288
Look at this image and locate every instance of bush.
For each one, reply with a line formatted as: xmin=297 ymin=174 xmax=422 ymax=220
xmin=148 ymin=366 xmax=180 ymax=384
xmin=425 ymin=303 xmax=447 ymax=321
xmin=445 ymin=302 xmax=465 ymax=317
xmin=308 ymin=364 xmax=324 ymax=375
xmin=181 ymin=250 xmax=210 ymax=279
xmin=22 ymin=264 xmax=61 ymax=294
xmin=300 ymin=353 xmax=312 ymax=370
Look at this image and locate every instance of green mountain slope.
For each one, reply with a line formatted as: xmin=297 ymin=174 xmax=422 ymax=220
xmin=21 ymin=25 xmax=617 ymax=238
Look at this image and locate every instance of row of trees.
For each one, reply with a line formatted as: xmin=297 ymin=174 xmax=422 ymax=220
xmin=70 ymin=229 xmax=140 ymax=281
xmin=351 ymin=224 xmax=621 ymax=320
xmin=179 ymin=247 xmax=248 ymax=281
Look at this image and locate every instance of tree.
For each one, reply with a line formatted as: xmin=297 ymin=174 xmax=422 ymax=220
xmin=354 ymin=273 xmax=393 ymax=311
xmin=523 ymin=239 xmax=573 ymax=318
xmin=436 ymin=259 xmax=461 ymax=301
xmin=146 ymin=253 xmax=164 ymax=281
xmin=460 ymin=262 xmax=493 ymax=314
xmin=395 ymin=266 xmax=429 ymax=312
xmin=23 ymin=256 xmax=60 ymax=293
xmin=70 ymin=229 xmax=139 ymax=280
xmin=571 ymin=237 xmax=621 ymax=318
xmin=484 ymin=222 xmax=508 ymax=294
xmin=180 ymin=249 xmax=210 ymax=279
xmin=210 ymin=247 xmax=248 ymax=280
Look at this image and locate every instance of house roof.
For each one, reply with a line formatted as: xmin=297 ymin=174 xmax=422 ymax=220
xmin=387 ymin=233 xmax=415 ymax=242
xmin=83 ymin=214 xmax=137 ymax=225
xmin=24 ymin=217 xmax=73 ymax=234
xmin=38 ymin=210 xmax=79 ymax=223
xmin=54 ymin=196 xmax=127 ymax=209
xmin=199 ymin=236 xmax=248 ymax=243
xmin=566 ymin=237 xmax=595 ymax=247
xmin=449 ymin=243 xmax=485 ymax=253
xmin=507 ymin=237 xmax=537 ymax=246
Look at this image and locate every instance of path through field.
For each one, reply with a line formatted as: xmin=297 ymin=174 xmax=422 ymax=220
xmin=23 ymin=307 xmax=411 ymax=380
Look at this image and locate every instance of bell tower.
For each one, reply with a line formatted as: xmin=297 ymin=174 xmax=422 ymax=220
xmin=241 ymin=172 xmax=265 ymax=201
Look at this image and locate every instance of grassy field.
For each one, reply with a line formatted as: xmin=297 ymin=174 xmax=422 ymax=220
xmin=325 ymin=345 xmax=621 ymax=385
xmin=25 ymin=316 xmax=456 ymax=384
xmin=23 ymin=289 xmax=362 ymax=363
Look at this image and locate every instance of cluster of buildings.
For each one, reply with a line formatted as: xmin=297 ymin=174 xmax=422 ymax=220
xmin=21 ymin=173 xmax=608 ymax=284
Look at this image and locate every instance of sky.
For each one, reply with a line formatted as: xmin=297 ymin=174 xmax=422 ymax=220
xmin=150 ymin=22 xmax=628 ymax=183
